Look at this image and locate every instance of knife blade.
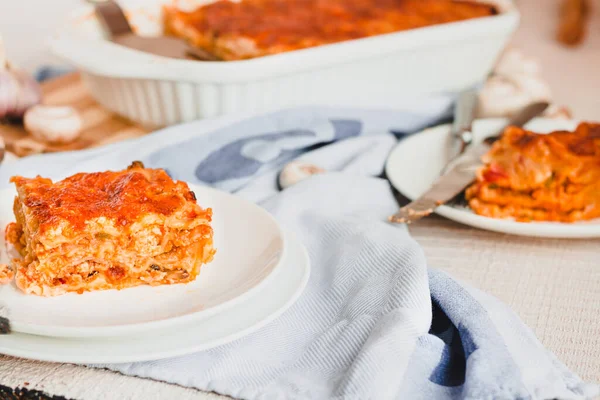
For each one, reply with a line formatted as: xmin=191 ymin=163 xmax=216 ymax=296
xmin=388 ymin=101 xmax=549 ymax=224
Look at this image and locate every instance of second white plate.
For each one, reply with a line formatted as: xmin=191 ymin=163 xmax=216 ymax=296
xmin=0 ymin=183 xmax=286 ymax=338
xmin=0 ymin=231 xmax=310 ymax=364
xmin=386 ymin=117 xmax=600 ymax=238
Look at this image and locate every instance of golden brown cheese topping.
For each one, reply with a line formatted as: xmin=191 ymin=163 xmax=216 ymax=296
xmin=165 ymin=0 xmax=496 ymax=60
xmin=10 ymin=163 xmax=208 ymax=232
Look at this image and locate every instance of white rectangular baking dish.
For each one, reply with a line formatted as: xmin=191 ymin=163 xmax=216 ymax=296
xmin=49 ymin=0 xmax=519 ymax=128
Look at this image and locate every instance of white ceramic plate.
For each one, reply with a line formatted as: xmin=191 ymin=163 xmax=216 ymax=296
xmin=0 ymin=184 xmax=286 ymax=338
xmin=386 ymin=117 xmax=600 ymax=238
xmin=0 ymin=230 xmax=309 ymax=364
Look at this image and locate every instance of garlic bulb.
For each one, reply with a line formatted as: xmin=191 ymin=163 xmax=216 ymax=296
xmin=0 ymin=35 xmax=41 ymax=120
xmin=278 ymin=161 xmax=325 ymax=189
xmin=477 ymin=48 xmax=552 ymax=118
xmin=477 ymin=74 xmax=552 ymax=118
xmin=24 ymin=105 xmax=83 ymax=144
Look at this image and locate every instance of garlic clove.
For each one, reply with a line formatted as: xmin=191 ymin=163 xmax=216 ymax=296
xmin=477 ymin=74 xmax=552 ymax=118
xmin=278 ymin=161 xmax=326 ymax=190
xmin=24 ymin=105 xmax=83 ymax=144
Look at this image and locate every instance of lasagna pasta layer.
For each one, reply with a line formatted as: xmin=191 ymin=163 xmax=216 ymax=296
xmin=466 ymin=198 xmax=600 ymax=223
xmin=466 ymin=123 xmax=600 ymax=222
xmin=10 ymin=239 xmax=212 ymax=297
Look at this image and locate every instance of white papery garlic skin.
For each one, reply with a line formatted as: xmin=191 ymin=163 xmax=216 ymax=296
xmin=24 ymin=105 xmax=82 ymax=144
xmin=0 ymin=34 xmax=41 ymax=119
xmin=278 ymin=161 xmax=325 ymax=189
xmin=0 ymin=67 xmax=39 ymax=120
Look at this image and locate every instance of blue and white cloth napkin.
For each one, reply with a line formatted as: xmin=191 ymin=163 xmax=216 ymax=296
xmin=0 ymin=106 xmax=597 ymax=400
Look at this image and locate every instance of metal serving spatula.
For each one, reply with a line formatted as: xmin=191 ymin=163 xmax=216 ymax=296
xmin=90 ymin=0 xmax=220 ymax=61
xmin=388 ymin=101 xmax=550 ymax=224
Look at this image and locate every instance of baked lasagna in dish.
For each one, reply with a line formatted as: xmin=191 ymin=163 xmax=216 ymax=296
xmin=466 ymin=122 xmax=600 ymax=222
xmin=163 ymin=0 xmax=497 ymax=60
xmin=4 ymin=162 xmax=215 ymax=296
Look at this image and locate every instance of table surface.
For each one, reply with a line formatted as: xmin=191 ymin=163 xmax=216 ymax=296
xmin=1 ymin=1 xmax=600 ymax=399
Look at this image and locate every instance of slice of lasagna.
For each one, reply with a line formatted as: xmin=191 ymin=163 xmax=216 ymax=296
xmin=163 ymin=0 xmax=496 ymax=61
xmin=465 ymin=122 xmax=600 ymax=222
xmin=4 ymin=161 xmax=215 ymax=296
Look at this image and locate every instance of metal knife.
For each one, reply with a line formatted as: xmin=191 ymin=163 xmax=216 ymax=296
xmin=388 ymin=101 xmax=550 ymax=224
xmin=450 ymin=88 xmax=478 ymax=157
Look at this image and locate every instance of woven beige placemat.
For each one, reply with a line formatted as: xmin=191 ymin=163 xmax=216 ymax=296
xmin=411 ymin=217 xmax=600 ymax=385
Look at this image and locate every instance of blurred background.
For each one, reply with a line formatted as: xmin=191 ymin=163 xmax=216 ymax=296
xmin=0 ymin=0 xmax=599 ymax=118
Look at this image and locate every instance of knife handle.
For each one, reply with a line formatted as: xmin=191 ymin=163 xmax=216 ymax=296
xmin=90 ymin=0 xmax=133 ymax=37
xmin=450 ymin=88 xmax=478 ymax=158
xmin=452 ymin=88 xmax=478 ymax=135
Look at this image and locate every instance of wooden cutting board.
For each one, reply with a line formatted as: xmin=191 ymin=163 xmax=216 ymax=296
xmin=0 ymin=73 xmax=149 ymax=157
